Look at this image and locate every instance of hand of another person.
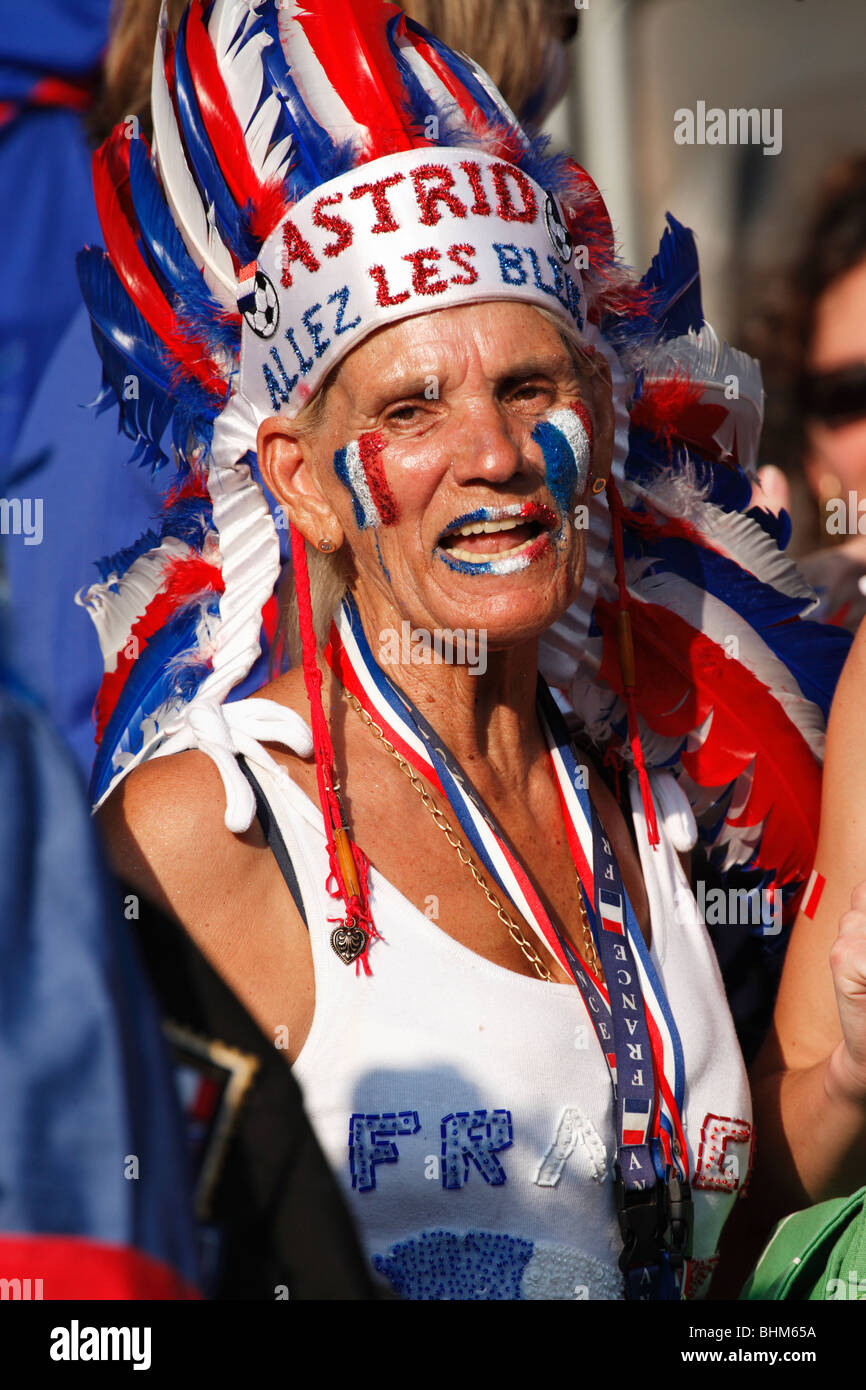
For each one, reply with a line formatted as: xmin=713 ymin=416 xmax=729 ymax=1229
xmin=829 ymin=880 xmax=866 ymax=1101
xmin=751 ymin=464 xmax=791 ymax=516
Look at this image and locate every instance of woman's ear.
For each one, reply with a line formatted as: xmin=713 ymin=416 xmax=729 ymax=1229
xmin=256 ymin=416 xmax=345 ymax=551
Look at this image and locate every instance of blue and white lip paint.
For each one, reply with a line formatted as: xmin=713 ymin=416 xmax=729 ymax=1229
xmin=436 ymin=503 xmax=556 ymax=576
xmin=531 ymin=401 xmax=593 ymax=515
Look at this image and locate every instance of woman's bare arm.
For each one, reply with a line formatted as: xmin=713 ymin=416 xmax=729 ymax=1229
xmin=751 ymin=620 xmax=866 ymax=1210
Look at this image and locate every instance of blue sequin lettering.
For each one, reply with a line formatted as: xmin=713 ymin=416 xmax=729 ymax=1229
xmin=373 ymin=1229 xmax=534 ymax=1301
xmin=522 ymin=246 xmax=569 ymax=309
xmin=349 ymin=1111 xmax=420 ymax=1192
xmin=329 ymin=285 xmax=362 ymax=336
xmin=285 ymin=325 xmax=314 ymax=376
xmin=565 ymin=274 xmax=584 ymax=329
xmin=302 ymin=302 xmax=330 ymax=359
xmin=261 ymin=346 xmax=299 ymax=410
xmin=492 ymin=242 xmax=527 ymax=286
xmin=440 ymin=1108 xmax=513 ymax=1190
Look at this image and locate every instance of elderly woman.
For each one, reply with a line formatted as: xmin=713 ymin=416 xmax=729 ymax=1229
xmin=79 ymin=0 xmax=844 ymax=1300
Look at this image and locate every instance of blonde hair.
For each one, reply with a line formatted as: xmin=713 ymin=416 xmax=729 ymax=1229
xmin=273 ymin=302 xmax=607 ymax=667
xmin=90 ymin=0 xmax=187 ymax=142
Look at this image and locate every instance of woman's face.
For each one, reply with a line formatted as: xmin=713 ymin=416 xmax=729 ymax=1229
xmin=804 ymin=257 xmax=866 ymax=512
xmin=277 ymin=300 xmax=613 ymax=650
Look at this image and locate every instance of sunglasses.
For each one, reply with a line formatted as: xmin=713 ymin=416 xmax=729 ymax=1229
xmin=802 ymin=362 xmax=866 ymax=425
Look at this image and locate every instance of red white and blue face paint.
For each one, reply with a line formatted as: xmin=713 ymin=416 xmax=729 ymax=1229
xmin=531 ymin=401 xmax=593 ymax=516
xmin=436 ymin=502 xmax=557 ymax=576
xmin=333 ymin=430 xmax=400 ymax=530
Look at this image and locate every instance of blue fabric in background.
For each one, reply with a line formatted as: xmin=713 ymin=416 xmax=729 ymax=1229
xmin=6 ymin=306 xmax=166 ymax=776
xmin=0 ymin=0 xmax=111 ymax=469
xmin=0 ymin=682 xmax=200 ymax=1286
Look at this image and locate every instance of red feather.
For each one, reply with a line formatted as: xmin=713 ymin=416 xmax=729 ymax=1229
xmin=95 ymin=555 xmax=225 ymax=741
xmin=632 ymin=376 xmax=732 ymax=462
xmin=92 ymin=131 xmax=226 ymax=399
xmin=294 ymin=0 xmax=428 ymax=156
xmin=185 ymin=0 xmax=288 ymax=242
xmin=594 ymin=595 xmax=821 ymax=887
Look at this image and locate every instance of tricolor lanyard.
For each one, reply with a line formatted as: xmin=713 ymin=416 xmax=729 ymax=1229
xmin=327 ymin=595 xmax=693 ymax=1298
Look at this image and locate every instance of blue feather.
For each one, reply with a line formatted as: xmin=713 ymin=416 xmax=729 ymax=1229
xmin=127 ymin=139 xmax=240 ymax=358
xmin=402 ymin=17 xmax=510 ymax=130
xmin=77 ymin=248 xmax=176 ymax=468
xmin=77 ymin=247 xmax=221 ymax=472
xmin=172 ymin=9 xmax=257 ymax=262
xmin=641 ymin=213 xmax=703 ymax=339
xmin=159 ymin=496 xmax=214 ymax=549
xmin=246 ymin=7 xmax=353 ymax=196
xmin=94 ymin=529 xmax=162 ymax=586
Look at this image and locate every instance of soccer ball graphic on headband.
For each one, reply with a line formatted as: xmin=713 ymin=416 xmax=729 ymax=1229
xmin=239 ymin=268 xmax=279 ymax=339
xmin=544 ymin=193 xmax=574 ymax=266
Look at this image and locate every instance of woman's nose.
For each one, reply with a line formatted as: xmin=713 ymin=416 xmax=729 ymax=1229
xmin=448 ymin=400 xmax=524 ymax=486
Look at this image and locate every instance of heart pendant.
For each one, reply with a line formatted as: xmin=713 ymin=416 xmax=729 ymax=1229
xmin=330 ymin=919 xmax=368 ymax=965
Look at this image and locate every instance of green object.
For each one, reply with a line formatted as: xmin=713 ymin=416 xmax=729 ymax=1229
xmin=740 ymin=1186 xmax=866 ymax=1300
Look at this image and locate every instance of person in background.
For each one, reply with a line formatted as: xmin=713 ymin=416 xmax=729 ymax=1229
xmin=748 ymin=155 xmax=866 ymax=631
xmin=747 ymin=618 xmax=866 ymax=1259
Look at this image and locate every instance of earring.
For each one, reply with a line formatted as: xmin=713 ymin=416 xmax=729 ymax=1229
xmin=318 ymin=538 xmax=336 ymax=553
xmin=590 ymin=476 xmax=607 ymax=495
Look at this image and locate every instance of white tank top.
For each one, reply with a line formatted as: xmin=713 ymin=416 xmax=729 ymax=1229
xmin=241 ymin=725 xmax=753 ymax=1302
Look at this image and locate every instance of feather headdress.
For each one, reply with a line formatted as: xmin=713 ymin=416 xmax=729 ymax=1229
xmin=76 ymin=1 xmax=848 ymax=929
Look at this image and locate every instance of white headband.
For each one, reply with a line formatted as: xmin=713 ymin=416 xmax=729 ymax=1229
xmin=238 ymin=147 xmax=587 ymax=419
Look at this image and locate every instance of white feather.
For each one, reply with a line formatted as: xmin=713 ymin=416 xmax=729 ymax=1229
xmin=644 ymin=325 xmax=765 ymax=474
xmin=627 ymin=467 xmax=820 ymax=609
xmin=276 ymin=0 xmax=368 ymax=148
xmin=150 ymin=5 xmax=236 ymax=308
xmin=208 ymin=0 xmax=296 ymax=181
xmin=75 ymin=538 xmax=193 ymax=671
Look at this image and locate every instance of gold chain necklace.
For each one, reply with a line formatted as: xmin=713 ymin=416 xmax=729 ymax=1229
xmin=344 ymin=691 xmax=605 ymax=984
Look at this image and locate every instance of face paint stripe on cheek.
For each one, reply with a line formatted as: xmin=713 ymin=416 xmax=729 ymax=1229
xmin=531 ymin=402 xmax=593 ymax=514
xmin=332 ymin=429 xmax=398 ymax=529
xmin=359 ymin=430 xmax=400 ymax=526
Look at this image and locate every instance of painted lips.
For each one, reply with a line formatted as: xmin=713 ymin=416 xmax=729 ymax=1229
xmin=436 ymin=503 xmax=557 ymax=575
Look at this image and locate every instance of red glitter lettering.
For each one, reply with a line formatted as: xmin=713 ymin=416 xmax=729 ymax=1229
xmin=693 ymin=1114 xmax=752 ymax=1193
xmin=403 ymin=247 xmax=449 ymax=296
xmin=281 ymin=221 xmax=320 ymax=288
xmin=447 ymin=243 xmax=478 ymax=286
xmin=410 ymin=164 xmax=468 ymax=225
xmin=368 ymin=265 xmax=410 ymax=307
xmin=349 ymin=174 xmax=405 ymax=233
xmin=491 ymin=163 xmax=538 ymax=223
xmin=459 ymin=160 xmax=491 ymax=215
xmin=312 ymin=194 xmax=353 ymax=257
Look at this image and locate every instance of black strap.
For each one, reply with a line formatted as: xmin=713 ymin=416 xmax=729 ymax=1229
xmin=237 ymin=756 xmax=308 ymax=930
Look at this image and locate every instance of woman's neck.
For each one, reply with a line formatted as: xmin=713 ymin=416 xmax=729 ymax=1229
xmin=349 ymin=588 xmax=548 ymax=799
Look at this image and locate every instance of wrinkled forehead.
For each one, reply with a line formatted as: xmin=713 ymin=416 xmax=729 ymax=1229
xmin=238 ymin=148 xmax=586 ymax=421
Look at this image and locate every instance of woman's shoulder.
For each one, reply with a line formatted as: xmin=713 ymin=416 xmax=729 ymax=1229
xmin=96 ymin=748 xmax=262 ymax=920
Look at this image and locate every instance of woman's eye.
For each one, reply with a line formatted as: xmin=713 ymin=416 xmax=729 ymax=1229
xmin=386 ymin=404 xmax=423 ymax=424
xmin=509 ymin=383 xmax=550 ymax=406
